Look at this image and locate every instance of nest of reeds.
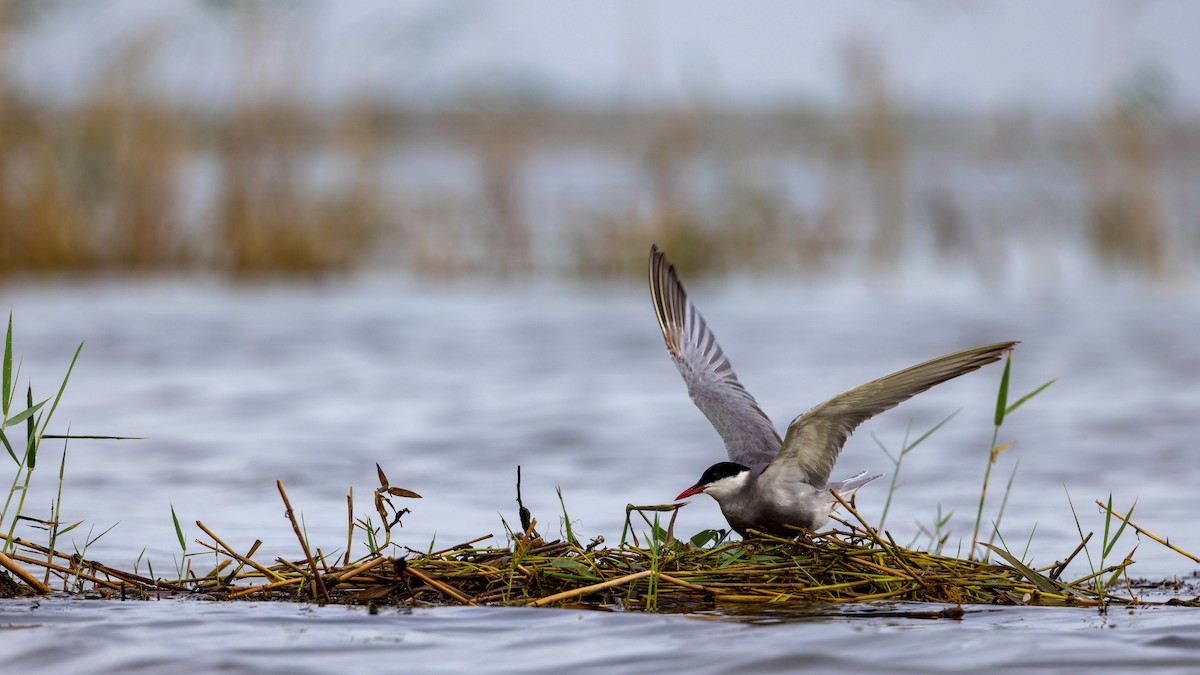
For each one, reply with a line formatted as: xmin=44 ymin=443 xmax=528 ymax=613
xmin=2 ymin=465 xmax=1197 ymax=612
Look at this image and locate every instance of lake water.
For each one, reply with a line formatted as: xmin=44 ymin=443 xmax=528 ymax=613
xmin=2 ymin=274 xmax=1199 ymax=671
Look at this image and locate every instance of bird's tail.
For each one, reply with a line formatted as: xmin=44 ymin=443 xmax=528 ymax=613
xmin=826 ymin=471 xmax=883 ymax=493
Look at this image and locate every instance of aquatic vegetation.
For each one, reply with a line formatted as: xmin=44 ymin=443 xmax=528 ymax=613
xmin=1 ymin=470 xmax=1194 ymax=611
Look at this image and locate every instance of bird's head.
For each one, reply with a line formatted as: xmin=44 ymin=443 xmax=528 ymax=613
xmin=675 ymin=461 xmax=752 ymax=503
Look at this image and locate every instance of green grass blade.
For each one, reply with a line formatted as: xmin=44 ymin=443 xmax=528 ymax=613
xmin=993 ymin=355 xmax=1011 ymax=427
xmin=41 ymin=434 xmax=143 ymax=440
xmin=58 ymin=520 xmax=84 ymax=536
xmin=1101 ymin=493 xmax=1114 ymax=563
xmin=86 ymin=521 xmax=120 ymax=547
xmin=4 ymin=398 xmax=49 ymax=428
xmin=0 ymin=429 xmax=16 ymax=464
xmin=1103 ymin=500 xmax=1136 ymax=560
xmin=2 ymin=312 xmax=11 ymax=415
xmin=905 ymin=409 xmax=961 ymax=454
xmin=37 ymin=341 xmax=84 ymax=438
xmin=24 ymin=341 xmax=84 ymax=470
xmin=25 ymin=387 xmax=36 ymax=467
xmin=877 ymin=410 xmax=959 ymax=533
xmin=1062 ymin=484 xmax=1096 ymax=577
xmin=979 ymin=542 xmax=1082 ymax=597
xmin=556 ymin=486 xmax=579 ymax=547
xmin=1005 ymin=379 xmax=1056 ymax=417
xmin=170 ymin=503 xmax=186 ymax=552
xmin=1022 ymin=522 xmax=1039 ymax=562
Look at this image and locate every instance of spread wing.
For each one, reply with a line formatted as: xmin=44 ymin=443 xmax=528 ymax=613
xmin=649 ymin=245 xmax=781 ymax=469
xmin=764 ymin=341 xmax=1018 ymax=487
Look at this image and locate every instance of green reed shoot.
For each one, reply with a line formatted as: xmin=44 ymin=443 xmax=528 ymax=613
xmin=621 ymin=504 xmax=678 ymax=547
xmin=2 ymin=312 xmax=10 ymax=416
xmin=1 ymin=316 xmax=137 ymax=558
xmin=43 ymin=433 xmax=80 ymax=584
xmin=69 ymin=521 xmax=119 ymax=591
xmin=1099 ymin=493 xmax=1136 ymax=591
xmin=909 ymin=503 xmax=953 ymax=555
xmin=688 ymin=527 xmax=729 ymax=549
xmin=1063 ymin=485 xmax=1096 ymax=579
xmin=171 ymin=503 xmax=188 ymax=581
xmin=556 ymin=486 xmax=580 ymax=548
xmin=643 ymin=512 xmax=663 ymax=611
xmin=874 ymin=409 xmax=959 ymax=533
xmin=984 ymin=459 xmax=1022 ymax=551
xmin=970 ymin=354 xmax=1054 ymax=559
xmin=135 ymin=546 xmax=147 ymax=577
xmin=357 ymin=515 xmax=381 ymax=555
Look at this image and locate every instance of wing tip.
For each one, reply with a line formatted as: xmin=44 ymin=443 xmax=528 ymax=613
xmin=648 ymin=243 xmax=685 ymax=351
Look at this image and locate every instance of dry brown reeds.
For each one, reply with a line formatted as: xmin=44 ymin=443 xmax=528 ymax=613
xmin=0 ymin=11 xmax=1193 ymax=284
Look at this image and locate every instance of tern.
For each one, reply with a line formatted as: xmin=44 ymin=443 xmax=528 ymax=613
xmin=649 ymin=245 xmax=1016 ymax=537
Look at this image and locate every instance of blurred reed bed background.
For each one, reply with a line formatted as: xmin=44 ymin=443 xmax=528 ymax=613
xmin=0 ymin=2 xmax=1196 ymax=283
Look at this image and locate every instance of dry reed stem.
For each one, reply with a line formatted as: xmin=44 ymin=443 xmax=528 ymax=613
xmin=530 ymin=570 xmax=654 ymax=607
xmin=1096 ymin=500 xmax=1200 ymax=565
xmin=344 ymin=487 xmax=353 ymax=567
xmin=196 ymin=520 xmax=282 ymax=582
xmin=332 ymin=556 xmax=389 ymax=583
xmin=404 ymin=565 xmax=476 ymax=606
xmin=276 ymin=480 xmax=330 ymax=603
xmin=1050 ymin=532 xmax=1094 ymax=580
xmin=227 ymin=575 xmax=305 ymax=599
xmin=0 ymin=551 xmax=50 ymax=593
xmin=657 ymin=573 xmax=710 ymax=593
xmin=9 ymin=552 xmax=122 ymax=591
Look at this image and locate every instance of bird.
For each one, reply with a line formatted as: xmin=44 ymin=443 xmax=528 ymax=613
xmin=648 ymin=244 xmax=1016 ymax=537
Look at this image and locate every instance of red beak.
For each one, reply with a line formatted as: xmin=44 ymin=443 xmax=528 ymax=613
xmin=675 ymin=484 xmax=706 ymax=501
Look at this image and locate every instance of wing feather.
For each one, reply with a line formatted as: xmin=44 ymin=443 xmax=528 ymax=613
xmin=765 ymin=341 xmax=1018 ymax=486
xmin=649 ymin=245 xmax=781 ymax=468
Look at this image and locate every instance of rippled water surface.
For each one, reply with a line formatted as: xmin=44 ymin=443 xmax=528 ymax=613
xmin=4 ymin=599 xmax=1200 ymax=673
xmin=3 ymin=276 xmax=1199 ymax=671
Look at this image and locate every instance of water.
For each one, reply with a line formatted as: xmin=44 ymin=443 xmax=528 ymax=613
xmin=3 ymin=599 xmax=1200 ymax=673
xmin=2 ymin=274 xmax=1199 ymax=671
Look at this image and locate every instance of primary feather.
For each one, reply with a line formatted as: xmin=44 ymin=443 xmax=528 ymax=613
xmin=649 ymin=245 xmax=781 ymax=470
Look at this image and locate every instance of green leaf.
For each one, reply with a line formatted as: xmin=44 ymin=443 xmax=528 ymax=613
xmin=25 ymin=386 xmax=36 ymax=468
xmin=37 ymin=341 xmax=84 ymax=438
xmin=0 ymin=428 xmax=16 ymax=464
xmin=1005 ymin=379 xmax=1056 ymax=417
xmin=993 ymin=355 xmax=1011 ymax=427
xmin=903 ymin=409 xmax=960 ymax=456
xmin=2 ymin=311 xmax=11 ymax=415
xmin=1101 ymin=493 xmax=1114 ymax=559
xmin=58 ymin=520 xmax=84 ymax=537
xmin=4 ymin=397 xmax=48 ymax=428
xmin=689 ymin=529 xmax=721 ymax=548
xmin=24 ymin=341 xmax=84 ymax=470
xmin=41 ymin=434 xmax=143 ymax=440
xmin=86 ymin=521 xmax=120 ymax=547
xmin=1103 ymin=500 xmax=1136 ymax=560
xmin=170 ymin=504 xmax=186 ymax=552
xmin=980 ymin=542 xmax=1085 ymax=598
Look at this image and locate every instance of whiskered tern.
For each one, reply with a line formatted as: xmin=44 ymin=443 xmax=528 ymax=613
xmin=649 ymin=245 xmax=1016 ymax=537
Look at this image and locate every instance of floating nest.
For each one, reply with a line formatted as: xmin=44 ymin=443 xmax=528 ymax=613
xmin=2 ymin=474 xmax=1197 ymax=612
